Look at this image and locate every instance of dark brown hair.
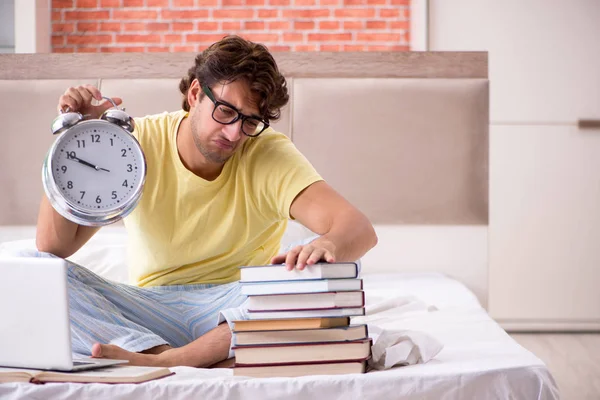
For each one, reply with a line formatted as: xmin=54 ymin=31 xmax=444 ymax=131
xmin=179 ymin=35 xmax=289 ymax=122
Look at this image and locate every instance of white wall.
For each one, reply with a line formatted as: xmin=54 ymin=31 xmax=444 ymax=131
xmin=14 ymin=0 xmax=50 ymax=53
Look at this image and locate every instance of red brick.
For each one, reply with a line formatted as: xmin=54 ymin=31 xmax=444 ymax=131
xmin=334 ymin=8 xmax=375 ymax=18
xmin=213 ymin=9 xmax=255 ymax=18
xmin=391 ymin=45 xmax=409 ymax=51
xmin=53 ymin=0 xmax=74 ymax=8
xmin=320 ymin=44 xmax=341 ymax=51
xmin=197 ymin=0 xmax=219 ymax=5
xmin=161 ymin=10 xmax=208 ymax=19
xmin=245 ymin=21 xmax=265 ymax=30
xmin=99 ymin=22 xmax=121 ymax=31
xmin=64 ymin=11 xmax=110 ymax=20
xmin=77 ymin=22 xmax=99 ymax=32
xmin=113 ymin=10 xmax=159 ymax=19
xmin=123 ymin=0 xmax=144 ymax=6
xmin=356 ymin=33 xmax=402 ymax=42
xmin=100 ymin=47 xmax=126 ymax=52
xmin=116 ymin=34 xmax=162 ymax=44
xmin=186 ymin=34 xmax=228 ymax=43
xmin=294 ymin=21 xmax=315 ymax=30
xmin=282 ymin=9 xmax=330 ymax=18
xmin=344 ymin=44 xmax=365 ymax=51
xmin=403 ymin=6 xmax=410 ymax=19
xmin=268 ymin=21 xmax=290 ymax=30
xmin=269 ymin=0 xmax=290 ymax=4
xmin=320 ymin=0 xmax=339 ymax=4
xmin=53 ymin=23 xmax=75 ymax=33
xmin=344 ymin=0 xmax=364 ymax=5
xmin=222 ymin=0 xmax=244 ymax=5
xmin=390 ymin=0 xmax=408 ymax=3
xmin=307 ymin=33 xmax=352 ymax=41
xmin=366 ymin=0 xmax=386 ymax=4
xmin=367 ymin=45 xmax=393 ymax=51
xmin=147 ymin=0 xmax=170 ymax=5
xmin=283 ymin=33 xmax=303 ymax=42
xmin=319 ymin=21 xmax=339 ymax=30
xmin=53 ymin=47 xmax=75 ymax=53
xmin=222 ymin=21 xmax=242 ymax=30
xmin=390 ymin=20 xmax=409 ymax=30
xmin=164 ymin=34 xmax=183 ymax=43
xmin=380 ymin=8 xmax=400 ymax=17
xmin=242 ymin=33 xmax=279 ymax=43
xmin=294 ymin=45 xmax=316 ymax=51
xmin=52 ymin=11 xmax=62 ymax=21
xmin=66 ymin=35 xmax=112 ymax=44
xmin=258 ymin=9 xmax=278 ymax=18
xmin=173 ymin=45 xmax=197 ymax=52
xmin=77 ymin=47 xmax=99 ymax=53
xmin=295 ymin=0 xmax=316 ymax=5
xmin=123 ymin=23 xmax=146 ymax=31
xmin=100 ymin=0 xmax=121 ymax=6
xmin=123 ymin=46 xmax=146 ymax=52
xmin=173 ymin=0 xmax=195 ymax=5
xmin=52 ymin=36 xmax=66 ymax=46
xmin=75 ymin=0 xmax=97 ymax=7
xmin=172 ymin=22 xmax=194 ymax=31
xmin=246 ymin=0 xmax=265 ymax=5
xmin=196 ymin=21 xmax=219 ymax=30
xmin=344 ymin=20 xmax=364 ymax=29
xmin=147 ymin=22 xmax=170 ymax=31
xmin=366 ymin=20 xmax=387 ymax=29
xmin=148 ymin=47 xmax=170 ymax=52
xmin=268 ymin=45 xmax=291 ymax=51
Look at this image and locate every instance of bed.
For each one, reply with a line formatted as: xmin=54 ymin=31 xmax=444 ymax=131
xmin=0 ymin=51 xmax=559 ymax=399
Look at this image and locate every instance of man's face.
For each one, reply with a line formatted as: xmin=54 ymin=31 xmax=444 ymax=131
xmin=188 ymin=79 xmax=259 ymax=164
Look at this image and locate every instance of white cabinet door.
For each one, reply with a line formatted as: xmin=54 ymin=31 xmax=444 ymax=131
xmin=489 ymin=125 xmax=600 ymax=325
xmin=429 ymin=0 xmax=600 ymax=123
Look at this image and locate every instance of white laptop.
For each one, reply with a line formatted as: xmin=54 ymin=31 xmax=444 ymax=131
xmin=0 ymin=256 xmax=128 ymax=371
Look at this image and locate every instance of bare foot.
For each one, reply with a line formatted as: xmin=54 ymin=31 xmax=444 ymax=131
xmin=91 ymin=343 xmax=161 ymax=367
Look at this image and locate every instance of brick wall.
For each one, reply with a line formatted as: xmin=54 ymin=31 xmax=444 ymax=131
xmin=51 ymin=0 xmax=410 ymax=53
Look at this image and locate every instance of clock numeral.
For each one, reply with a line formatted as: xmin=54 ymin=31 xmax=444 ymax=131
xmin=91 ymin=134 xmax=100 ymax=143
xmin=121 ymin=149 xmax=127 ymax=157
xmin=67 ymin=151 xmax=76 ymax=159
xmin=127 ymin=164 xmax=133 ymax=172
xmin=67 ymin=181 xmax=73 ymax=189
xmin=96 ymin=195 xmax=102 ymax=204
xmin=122 ymin=180 xmax=128 ymax=188
xmin=61 ymin=165 xmax=67 ymax=173
xmin=110 ymin=138 xmax=114 ymax=146
xmin=80 ymin=191 xmax=85 ymax=199
xmin=112 ymin=191 xmax=118 ymax=200
xmin=77 ymin=140 xmax=85 ymax=148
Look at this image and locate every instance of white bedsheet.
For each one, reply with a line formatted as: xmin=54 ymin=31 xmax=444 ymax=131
xmin=0 ymin=272 xmax=559 ymax=400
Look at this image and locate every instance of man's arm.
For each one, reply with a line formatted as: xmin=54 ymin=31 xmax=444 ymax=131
xmin=271 ymin=180 xmax=378 ymax=270
xmin=36 ymin=195 xmax=100 ymax=259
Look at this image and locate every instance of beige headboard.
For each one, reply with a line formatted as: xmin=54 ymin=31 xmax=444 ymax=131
xmin=0 ymin=52 xmax=488 ymax=227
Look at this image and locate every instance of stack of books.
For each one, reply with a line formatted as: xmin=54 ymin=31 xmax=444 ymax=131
xmin=232 ymin=262 xmax=371 ymax=378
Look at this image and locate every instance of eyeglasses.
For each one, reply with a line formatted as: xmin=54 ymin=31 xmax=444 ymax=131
xmin=202 ymin=85 xmax=269 ymax=137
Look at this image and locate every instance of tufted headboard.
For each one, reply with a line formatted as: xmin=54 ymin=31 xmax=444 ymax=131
xmin=0 ymin=52 xmax=489 ymax=304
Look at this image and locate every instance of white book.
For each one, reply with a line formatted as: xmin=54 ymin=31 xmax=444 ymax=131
xmin=247 ymin=291 xmax=365 ymax=311
xmin=241 ymin=279 xmax=363 ymax=296
xmin=246 ymin=307 xmax=365 ymax=320
xmin=240 ymin=262 xmax=358 ymax=283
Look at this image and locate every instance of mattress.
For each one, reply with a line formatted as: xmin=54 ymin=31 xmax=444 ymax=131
xmin=0 ymin=268 xmax=559 ymax=400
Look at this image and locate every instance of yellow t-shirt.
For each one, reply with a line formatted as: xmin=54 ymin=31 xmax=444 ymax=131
xmin=124 ymin=110 xmax=322 ymax=287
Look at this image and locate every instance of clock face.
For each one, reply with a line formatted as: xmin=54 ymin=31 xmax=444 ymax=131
xmin=50 ymin=120 xmax=145 ymax=213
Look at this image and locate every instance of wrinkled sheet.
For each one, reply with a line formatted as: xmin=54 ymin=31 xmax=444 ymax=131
xmin=0 ymin=272 xmax=559 ymax=400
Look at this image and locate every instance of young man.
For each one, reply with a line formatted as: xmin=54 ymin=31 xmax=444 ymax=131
xmin=36 ymin=35 xmax=377 ymax=367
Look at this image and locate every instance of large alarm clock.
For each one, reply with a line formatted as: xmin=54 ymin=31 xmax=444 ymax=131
xmin=42 ymin=98 xmax=147 ymax=226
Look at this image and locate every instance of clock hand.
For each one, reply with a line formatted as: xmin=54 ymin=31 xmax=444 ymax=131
xmin=68 ymin=156 xmax=110 ymax=172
